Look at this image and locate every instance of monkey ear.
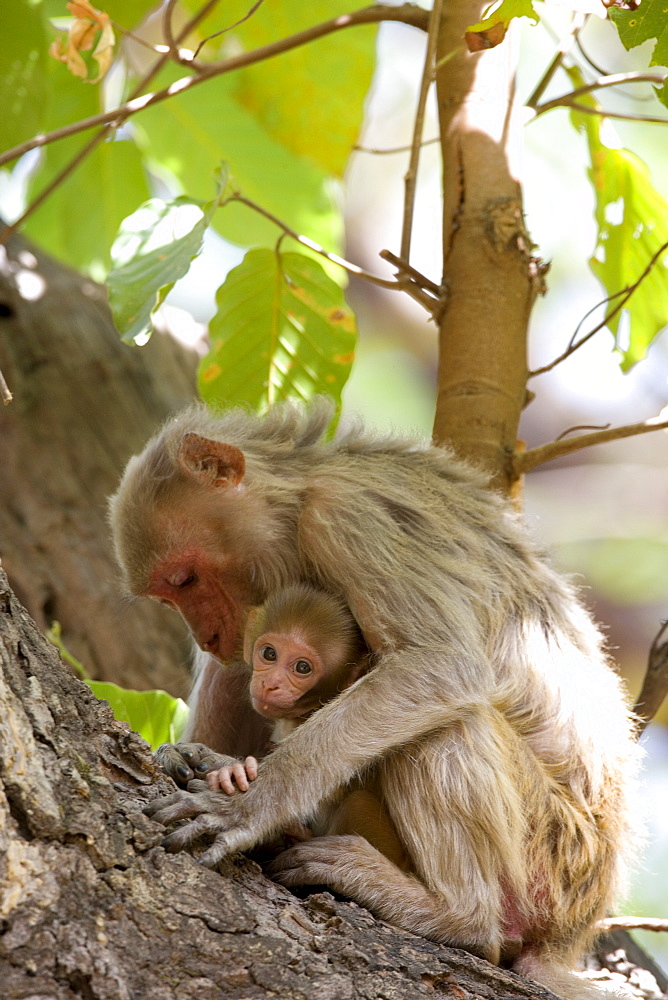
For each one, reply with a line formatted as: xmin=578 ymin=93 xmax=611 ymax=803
xmin=243 ymin=607 xmax=261 ymax=663
xmin=177 ymin=432 xmax=246 ymax=488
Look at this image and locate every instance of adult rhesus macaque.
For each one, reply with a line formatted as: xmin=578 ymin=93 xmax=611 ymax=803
xmin=109 ymin=399 xmax=640 ymax=993
xmin=204 ymin=584 xmax=408 ymax=868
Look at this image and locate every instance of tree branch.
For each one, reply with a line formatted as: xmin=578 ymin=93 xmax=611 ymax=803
xmin=530 ymin=70 xmax=667 ymax=118
xmin=525 ymin=13 xmax=586 ymax=109
xmin=227 ymin=194 xmax=404 ymax=292
xmin=516 ymin=417 xmax=668 ymax=474
xmin=0 ymin=5 xmax=428 ymax=170
xmin=530 ymin=239 xmax=668 ymax=378
xmin=400 ymin=0 xmax=443 ymax=262
xmin=0 ymin=0 xmax=224 ymax=245
xmin=597 ymin=916 xmax=668 ymax=934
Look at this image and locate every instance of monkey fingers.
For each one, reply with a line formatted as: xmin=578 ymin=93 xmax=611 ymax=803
xmin=144 ymin=788 xmax=257 ymax=859
xmin=268 ymin=833 xmax=375 ymax=894
xmin=155 ymin=742 xmax=241 ymax=787
xmin=207 ymin=756 xmax=259 ymax=795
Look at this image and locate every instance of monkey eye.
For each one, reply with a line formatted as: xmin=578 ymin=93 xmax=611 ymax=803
xmin=294 ymin=660 xmax=313 ymax=676
xmin=260 ymin=645 xmax=277 ymax=662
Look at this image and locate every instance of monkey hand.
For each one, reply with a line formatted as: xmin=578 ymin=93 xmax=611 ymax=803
xmin=143 ymin=786 xmax=266 ymax=864
xmin=154 ymin=742 xmax=240 ymax=787
xmin=206 ymin=756 xmax=258 ymax=795
xmin=268 ymin=834 xmax=384 ymax=896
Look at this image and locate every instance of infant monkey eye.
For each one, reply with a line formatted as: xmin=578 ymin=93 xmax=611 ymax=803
xmin=294 ymin=659 xmax=313 ymax=675
xmin=260 ymin=645 xmax=277 ymax=661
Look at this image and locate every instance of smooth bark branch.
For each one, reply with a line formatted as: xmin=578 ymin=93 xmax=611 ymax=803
xmin=516 ymin=417 xmax=668 ymax=474
xmin=432 ymin=4 xmax=542 ymax=489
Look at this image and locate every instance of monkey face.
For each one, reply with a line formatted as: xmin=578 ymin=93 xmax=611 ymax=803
xmin=249 ymin=631 xmax=325 ymax=719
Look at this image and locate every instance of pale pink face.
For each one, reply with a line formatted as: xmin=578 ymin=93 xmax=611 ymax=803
xmin=249 ymin=631 xmax=325 ymax=719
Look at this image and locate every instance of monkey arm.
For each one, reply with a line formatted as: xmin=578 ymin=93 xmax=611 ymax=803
xmin=144 ymin=647 xmax=491 ymax=864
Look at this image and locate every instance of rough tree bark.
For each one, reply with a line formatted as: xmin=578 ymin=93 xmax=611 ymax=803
xmin=0 ymin=228 xmax=193 ymax=696
xmin=4 ymin=566 xmax=665 ymax=1000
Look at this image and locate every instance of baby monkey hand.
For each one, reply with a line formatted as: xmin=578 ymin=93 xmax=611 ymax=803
xmin=206 ymin=756 xmax=259 ymax=794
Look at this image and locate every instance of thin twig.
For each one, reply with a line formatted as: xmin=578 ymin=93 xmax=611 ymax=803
xmin=379 ymin=249 xmax=440 ymax=294
xmin=516 ymin=417 xmax=668 ymax=474
xmin=525 ymin=13 xmax=586 ymax=109
xmin=596 ymin=916 xmax=668 ymax=934
xmin=193 ymin=0 xmax=267 ymax=59
xmin=353 ymin=136 xmax=440 ymax=155
xmin=0 ymin=0 xmax=223 ymax=246
xmin=400 ymin=0 xmax=443 ymax=262
xmin=634 ymin=621 xmax=668 ymax=734
xmin=531 ymin=70 xmax=667 ymax=117
xmin=227 ymin=193 xmax=401 ymax=291
xmin=530 ymin=240 xmax=668 ymax=378
xmin=550 ymin=103 xmax=668 ymax=125
xmin=162 ymin=0 xmax=181 ymax=63
xmin=555 ymin=423 xmax=610 ymax=442
xmin=0 ymin=5 xmax=428 ymax=172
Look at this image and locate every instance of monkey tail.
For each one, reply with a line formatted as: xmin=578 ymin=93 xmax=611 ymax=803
xmin=513 ymin=953 xmax=633 ymax=1000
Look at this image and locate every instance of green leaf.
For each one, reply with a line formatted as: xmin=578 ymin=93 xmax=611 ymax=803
xmin=135 ymin=72 xmax=341 ymax=254
xmin=610 ymin=0 xmax=668 ymax=68
xmin=108 ymin=194 xmax=217 ymax=342
xmin=468 ymin=0 xmax=539 ymax=33
xmin=102 ymin=0 xmax=161 ymax=30
xmin=228 ymin=0 xmax=377 ymax=177
xmin=24 ymin=58 xmax=150 ymax=277
xmin=200 ymin=247 xmax=356 ymax=413
xmin=568 ymin=71 xmax=668 ymax=369
xmin=87 ymin=681 xmax=189 ymax=751
xmin=0 ymin=0 xmax=48 ymax=151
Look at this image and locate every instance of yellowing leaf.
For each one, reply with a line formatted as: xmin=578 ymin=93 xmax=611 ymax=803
xmin=200 ymin=248 xmax=357 ymax=416
xmin=49 ymin=0 xmax=115 ymax=82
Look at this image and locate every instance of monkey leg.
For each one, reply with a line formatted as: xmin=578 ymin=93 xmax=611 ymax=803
xmin=326 ymin=788 xmax=411 ymax=871
xmin=268 ymin=832 xmax=499 ymax=961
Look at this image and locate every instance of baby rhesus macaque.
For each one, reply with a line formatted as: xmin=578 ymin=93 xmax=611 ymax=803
xmin=206 ymin=584 xmax=408 ymax=867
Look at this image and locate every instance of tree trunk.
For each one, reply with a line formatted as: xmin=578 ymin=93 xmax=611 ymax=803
xmin=433 ymin=3 xmax=544 ymax=490
xmin=0 ymin=228 xmax=194 ymax=696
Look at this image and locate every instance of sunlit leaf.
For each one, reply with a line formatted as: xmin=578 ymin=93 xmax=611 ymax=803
xmin=200 ymin=247 xmax=356 ymax=414
xmin=0 ymin=0 xmax=48 ymax=150
xmin=87 ymin=680 xmax=189 ymax=751
xmin=135 ymin=71 xmax=342 ymax=255
xmin=569 ymin=83 xmax=668 ymax=370
xmin=228 ymin=0 xmax=377 ymax=177
xmin=467 ymin=0 xmax=539 ymax=34
xmin=610 ymin=0 xmax=668 ymax=69
xmin=108 ymin=194 xmax=218 ymax=342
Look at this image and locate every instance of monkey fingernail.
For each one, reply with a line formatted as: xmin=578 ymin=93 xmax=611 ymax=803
xmin=177 ymin=765 xmax=191 ymax=780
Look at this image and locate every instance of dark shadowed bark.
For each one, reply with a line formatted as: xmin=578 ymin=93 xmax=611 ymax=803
xmin=0 ymin=228 xmax=194 ymax=696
